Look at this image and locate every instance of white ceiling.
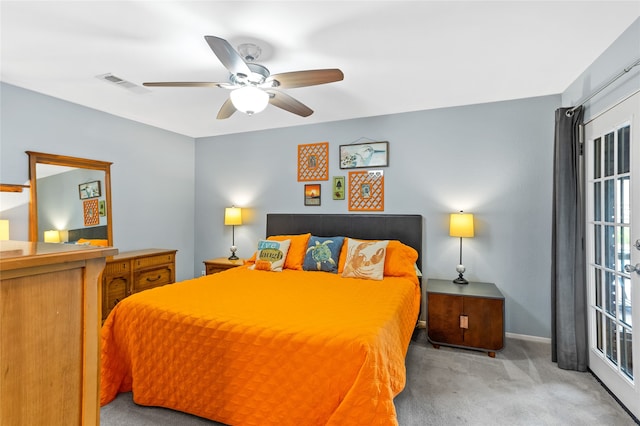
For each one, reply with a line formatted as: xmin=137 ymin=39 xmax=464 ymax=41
xmin=1 ymin=1 xmax=639 ymax=138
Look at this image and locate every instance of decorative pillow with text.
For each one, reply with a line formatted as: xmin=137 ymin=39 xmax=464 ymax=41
xmin=248 ymin=239 xmax=291 ymax=272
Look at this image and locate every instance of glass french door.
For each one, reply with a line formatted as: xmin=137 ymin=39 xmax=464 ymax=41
xmin=585 ymin=91 xmax=639 ymax=419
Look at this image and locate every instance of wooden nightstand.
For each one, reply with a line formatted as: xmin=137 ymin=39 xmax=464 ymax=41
xmin=203 ymin=257 xmax=245 ymax=275
xmin=426 ymin=278 xmax=504 ymax=357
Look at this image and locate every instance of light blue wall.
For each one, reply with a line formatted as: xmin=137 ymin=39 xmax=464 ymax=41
xmin=562 ymin=18 xmax=640 ymax=117
xmin=0 ymin=83 xmax=196 ymax=281
xmin=195 ymin=95 xmax=561 ymax=338
xmin=1 ymin=17 xmax=636 ymax=338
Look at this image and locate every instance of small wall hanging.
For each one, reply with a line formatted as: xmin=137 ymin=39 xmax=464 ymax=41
xmin=79 ymin=180 xmax=101 ymax=199
xmin=304 ymin=184 xmax=321 ymax=206
xmin=83 ymin=199 xmax=100 ymax=226
xmin=340 ymin=141 xmax=388 ymax=169
xmin=332 ymin=176 xmax=345 ymax=200
xmin=298 ymin=142 xmax=329 ymax=181
xmin=348 ymin=170 xmax=384 ymax=211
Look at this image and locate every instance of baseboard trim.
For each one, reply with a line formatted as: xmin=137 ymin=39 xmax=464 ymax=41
xmin=506 ymin=332 xmax=551 ymax=344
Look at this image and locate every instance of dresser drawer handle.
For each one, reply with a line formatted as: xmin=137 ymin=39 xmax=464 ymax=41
xmin=146 ymin=275 xmax=162 ymax=282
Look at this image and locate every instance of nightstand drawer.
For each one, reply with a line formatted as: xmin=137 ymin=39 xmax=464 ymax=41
xmin=203 ymin=257 xmax=245 ymax=275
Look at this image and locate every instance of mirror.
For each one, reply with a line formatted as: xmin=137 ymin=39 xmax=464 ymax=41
xmin=27 ymin=151 xmax=113 ymax=245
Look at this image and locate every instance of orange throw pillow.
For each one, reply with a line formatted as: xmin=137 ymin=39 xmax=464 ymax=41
xmin=245 ymin=233 xmax=311 ymax=270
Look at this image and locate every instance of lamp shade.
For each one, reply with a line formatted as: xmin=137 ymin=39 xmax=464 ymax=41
xmin=224 ymin=207 xmax=243 ymax=226
xmin=44 ymin=230 xmax=61 ymax=243
xmin=230 ymin=86 xmax=269 ymax=115
xmin=0 ymin=220 xmax=9 ymax=240
xmin=449 ymin=212 xmax=474 ymax=238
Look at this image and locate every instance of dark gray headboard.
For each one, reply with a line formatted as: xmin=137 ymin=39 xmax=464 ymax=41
xmin=266 ymin=214 xmax=423 ymax=270
xmin=68 ymin=225 xmax=108 ymax=242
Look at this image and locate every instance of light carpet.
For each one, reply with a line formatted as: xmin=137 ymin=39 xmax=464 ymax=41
xmin=100 ymin=330 xmax=637 ymax=425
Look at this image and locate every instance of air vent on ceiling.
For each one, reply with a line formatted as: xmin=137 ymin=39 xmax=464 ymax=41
xmin=96 ymin=73 xmax=149 ymax=93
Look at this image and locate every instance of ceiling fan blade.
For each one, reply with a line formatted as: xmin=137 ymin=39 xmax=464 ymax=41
xmin=268 ymin=69 xmax=344 ymax=89
xmin=217 ymin=97 xmax=237 ymax=120
xmin=204 ymin=35 xmax=251 ymax=77
xmin=266 ymin=90 xmax=313 ymax=117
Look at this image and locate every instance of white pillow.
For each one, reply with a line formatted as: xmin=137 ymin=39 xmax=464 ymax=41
xmin=248 ymin=239 xmax=291 ymax=272
xmin=341 ymin=238 xmax=388 ymax=280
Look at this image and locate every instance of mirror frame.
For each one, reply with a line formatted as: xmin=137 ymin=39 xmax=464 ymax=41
xmin=27 ymin=151 xmax=113 ymax=245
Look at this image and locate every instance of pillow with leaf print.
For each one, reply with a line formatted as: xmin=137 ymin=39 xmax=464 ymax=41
xmin=248 ymin=239 xmax=291 ymax=272
xmin=302 ymin=236 xmax=345 ymax=273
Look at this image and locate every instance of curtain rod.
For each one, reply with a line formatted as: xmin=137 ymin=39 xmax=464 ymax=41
xmin=566 ymin=57 xmax=640 ymax=117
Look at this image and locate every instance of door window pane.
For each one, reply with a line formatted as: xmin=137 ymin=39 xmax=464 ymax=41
xmin=595 ymin=268 xmax=602 ymax=308
xmin=620 ymin=326 xmax=633 ymax=380
xmin=607 ymin=317 xmax=618 ymax=364
xmin=594 ymin=224 xmax=602 ymax=265
xmin=605 ymin=225 xmax=615 ymax=270
xmin=594 ymin=137 xmax=602 ymax=179
xmin=619 ymin=276 xmax=632 ymax=328
xmin=619 ymin=226 xmax=630 ymax=273
xmin=604 ymin=179 xmax=615 ymax=222
xmin=594 ymin=181 xmax=601 ymax=221
xmin=597 ymin=312 xmax=603 ymax=352
xmin=618 ymin=176 xmax=630 ymax=224
xmin=606 ymin=271 xmax=617 ymax=316
xmin=604 ymin=132 xmax=615 ymax=177
xmin=618 ymin=125 xmax=630 ymax=174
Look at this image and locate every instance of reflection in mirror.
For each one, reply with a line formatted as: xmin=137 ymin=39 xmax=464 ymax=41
xmin=27 ymin=152 xmax=113 ymax=246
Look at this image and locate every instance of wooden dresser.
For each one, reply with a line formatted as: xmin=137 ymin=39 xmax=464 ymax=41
xmin=426 ymin=278 xmax=505 ymax=357
xmin=102 ymin=248 xmax=177 ymax=320
xmin=0 ymin=240 xmax=117 ymax=426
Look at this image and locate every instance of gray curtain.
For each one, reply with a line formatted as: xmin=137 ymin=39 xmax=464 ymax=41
xmin=551 ymin=106 xmax=587 ymax=371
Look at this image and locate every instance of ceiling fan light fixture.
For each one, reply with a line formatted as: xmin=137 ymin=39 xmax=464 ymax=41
xmin=230 ymin=86 xmax=269 ymax=115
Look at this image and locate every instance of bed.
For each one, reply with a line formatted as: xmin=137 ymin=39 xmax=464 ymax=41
xmin=100 ymin=214 xmax=422 ymax=425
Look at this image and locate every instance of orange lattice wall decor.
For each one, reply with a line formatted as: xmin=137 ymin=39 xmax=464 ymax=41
xmin=83 ymin=199 xmax=100 ymax=226
xmin=298 ymin=142 xmax=329 ymax=181
xmin=348 ymin=170 xmax=384 ymax=211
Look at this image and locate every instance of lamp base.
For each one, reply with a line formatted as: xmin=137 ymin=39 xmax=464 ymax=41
xmin=453 ymin=274 xmax=469 ymax=285
xmin=228 ymin=245 xmax=239 ymax=261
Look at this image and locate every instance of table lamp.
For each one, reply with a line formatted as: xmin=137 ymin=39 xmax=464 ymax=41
xmin=0 ymin=220 xmax=9 ymax=240
xmin=44 ymin=230 xmax=61 ymax=243
xmin=224 ymin=207 xmax=242 ymax=260
xmin=449 ymin=211 xmax=474 ymax=284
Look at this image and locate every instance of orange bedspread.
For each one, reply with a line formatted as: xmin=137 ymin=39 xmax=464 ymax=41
xmin=100 ymin=267 xmax=420 ymax=425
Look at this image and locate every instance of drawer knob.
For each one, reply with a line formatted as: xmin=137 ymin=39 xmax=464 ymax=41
xmin=146 ymin=275 xmax=162 ymax=282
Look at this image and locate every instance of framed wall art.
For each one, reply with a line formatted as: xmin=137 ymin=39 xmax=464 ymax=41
xmin=99 ymin=200 xmax=106 ymax=217
xmin=298 ymin=142 xmax=329 ymax=181
xmin=332 ymin=176 xmax=345 ymax=200
xmin=348 ymin=170 xmax=384 ymax=211
xmin=83 ymin=199 xmax=100 ymax=226
xmin=304 ymin=184 xmax=321 ymax=206
xmin=79 ymin=180 xmax=101 ymax=199
xmin=339 ymin=141 xmax=389 ymax=169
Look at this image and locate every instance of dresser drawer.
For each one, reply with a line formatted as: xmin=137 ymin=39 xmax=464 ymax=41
xmin=134 ymin=266 xmax=174 ymax=292
xmin=104 ymin=260 xmax=129 ymax=275
xmin=135 ymin=253 xmax=175 ymax=269
xmin=103 ymin=276 xmax=128 ymax=319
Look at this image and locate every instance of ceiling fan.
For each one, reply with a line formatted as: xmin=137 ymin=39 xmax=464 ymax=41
xmin=143 ymin=36 xmax=344 ymax=119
